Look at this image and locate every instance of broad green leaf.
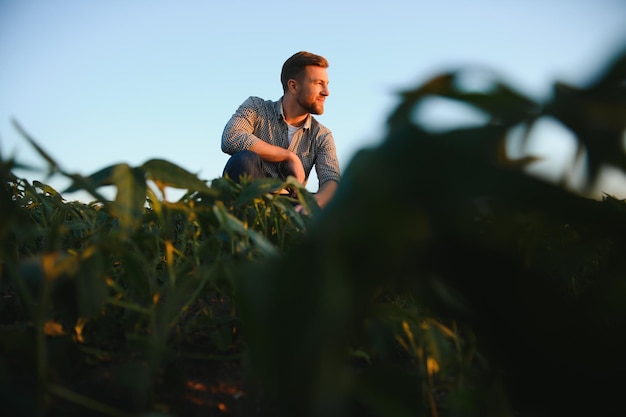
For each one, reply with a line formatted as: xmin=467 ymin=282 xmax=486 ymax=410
xmin=33 ymin=180 xmax=61 ymax=198
xmin=110 ymin=163 xmax=146 ymax=235
xmin=63 ymin=164 xmax=120 ymax=194
xmin=142 ymin=158 xmax=213 ymax=193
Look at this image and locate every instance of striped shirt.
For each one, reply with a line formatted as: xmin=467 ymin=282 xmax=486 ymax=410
xmin=221 ymin=96 xmax=341 ymax=187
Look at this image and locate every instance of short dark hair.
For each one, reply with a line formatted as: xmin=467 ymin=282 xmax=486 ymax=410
xmin=280 ymin=51 xmax=329 ymax=92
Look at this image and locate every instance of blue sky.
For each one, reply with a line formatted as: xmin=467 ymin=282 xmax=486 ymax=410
xmin=1 ymin=0 xmax=625 ymax=201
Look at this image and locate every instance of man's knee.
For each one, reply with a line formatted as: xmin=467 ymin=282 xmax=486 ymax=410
xmin=223 ymin=150 xmax=265 ymax=182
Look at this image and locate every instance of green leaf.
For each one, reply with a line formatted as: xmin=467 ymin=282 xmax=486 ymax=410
xmin=282 ymin=177 xmax=321 ymax=217
xmin=110 ymin=164 xmax=147 ymax=235
xmin=235 ymin=177 xmax=284 ymax=208
xmin=63 ymin=164 xmax=120 ymax=194
xmin=33 ymin=180 xmax=61 ymax=198
xmin=213 ymin=203 xmax=278 ymax=257
xmin=141 ymin=159 xmax=213 ymax=193
xmin=75 ymin=251 xmax=109 ymax=319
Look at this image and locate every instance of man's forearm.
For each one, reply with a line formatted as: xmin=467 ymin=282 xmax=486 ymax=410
xmin=249 ymin=140 xmax=306 ymax=183
xmin=315 ymin=180 xmax=338 ymax=208
xmin=249 ymin=140 xmax=293 ymax=163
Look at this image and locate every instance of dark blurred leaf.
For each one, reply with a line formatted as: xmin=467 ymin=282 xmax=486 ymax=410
xmin=388 ymin=70 xmax=539 ymax=134
xmin=75 ymin=249 xmax=109 ymax=319
xmin=541 ymin=45 xmax=626 ymax=187
xmin=63 ymin=164 xmax=120 ymax=194
xmin=547 ymin=81 xmax=626 ymax=185
xmin=589 ymin=44 xmax=626 ymax=91
xmin=355 ymin=368 xmax=425 ymax=417
xmin=12 ymin=119 xmax=61 ymax=175
xmin=387 ymin=72 xmax=457 ymax=130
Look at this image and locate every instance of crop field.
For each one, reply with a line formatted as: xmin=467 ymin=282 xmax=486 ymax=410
xmin=2 ymin=46 xmax=626 ymax=417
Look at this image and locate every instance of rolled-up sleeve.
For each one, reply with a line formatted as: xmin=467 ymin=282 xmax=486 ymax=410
xmin=315 ymin=131 xmax=341 ymax=186
xmin=221 ymin=97 xmax=262 ymax=155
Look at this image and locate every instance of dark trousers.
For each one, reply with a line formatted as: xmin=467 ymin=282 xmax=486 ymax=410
xmin=223 ymin=150 xmax=298 ymax=182
xmin=223 ymin=150 xmax=299 ymax=198
xmin=223 ymin=150 xmax=266 ymax=182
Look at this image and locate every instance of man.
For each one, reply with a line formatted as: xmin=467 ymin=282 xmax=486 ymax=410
xmin=221 ymin=51 xmax=340 ymax=209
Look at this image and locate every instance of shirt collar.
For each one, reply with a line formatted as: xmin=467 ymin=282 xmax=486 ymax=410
xmin=277 ymin=97 xmax=311 ymax=130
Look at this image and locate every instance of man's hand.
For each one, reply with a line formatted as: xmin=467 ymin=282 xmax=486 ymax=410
xmin=249 ymin=141 xmax=305 ymax=184
xmin=294 ymin=204 xmax=308 ymax=215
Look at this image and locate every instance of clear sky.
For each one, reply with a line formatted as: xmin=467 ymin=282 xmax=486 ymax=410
xmin=1 ymin=0 xmax=625 ymax=201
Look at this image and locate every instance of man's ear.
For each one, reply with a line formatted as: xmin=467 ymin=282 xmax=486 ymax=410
xmin=287 ymin=79 xmax=298 ymax=93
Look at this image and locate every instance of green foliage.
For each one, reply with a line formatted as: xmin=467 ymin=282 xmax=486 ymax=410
xmin=0 ymin=144 xmax=315 ymax=416
xmin=235 ymin=44 xmax=626 ymax=417
xmin=1 ymin=44 xmax=626 ymax=417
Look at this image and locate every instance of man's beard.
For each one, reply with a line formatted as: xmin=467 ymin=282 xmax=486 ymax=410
xmin=298 ymin=96 xmax=324 ymax=115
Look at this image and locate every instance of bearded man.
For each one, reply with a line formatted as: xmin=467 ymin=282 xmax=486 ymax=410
xmin=221 ymin=51 xmax=340 ymax=209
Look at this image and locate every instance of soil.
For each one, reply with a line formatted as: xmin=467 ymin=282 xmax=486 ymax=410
xmin=41 ymin=356 xmax=276 ymax=417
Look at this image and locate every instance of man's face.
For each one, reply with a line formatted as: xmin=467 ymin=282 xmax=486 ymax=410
xmin=295 ymin=65 xmax=330 ymax=115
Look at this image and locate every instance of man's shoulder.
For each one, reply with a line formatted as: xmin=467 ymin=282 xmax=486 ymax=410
xmin=243 ymin=96 xmax=278 ymax=106
xmin=241 ymin=96 xmax=281 ymax=114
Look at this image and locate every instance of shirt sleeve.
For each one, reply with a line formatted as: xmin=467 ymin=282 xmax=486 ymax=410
xmin=314 ymin=130 xmax=341 ymax=187
xmin=221 ymin=96 xmax=262 ymax=155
